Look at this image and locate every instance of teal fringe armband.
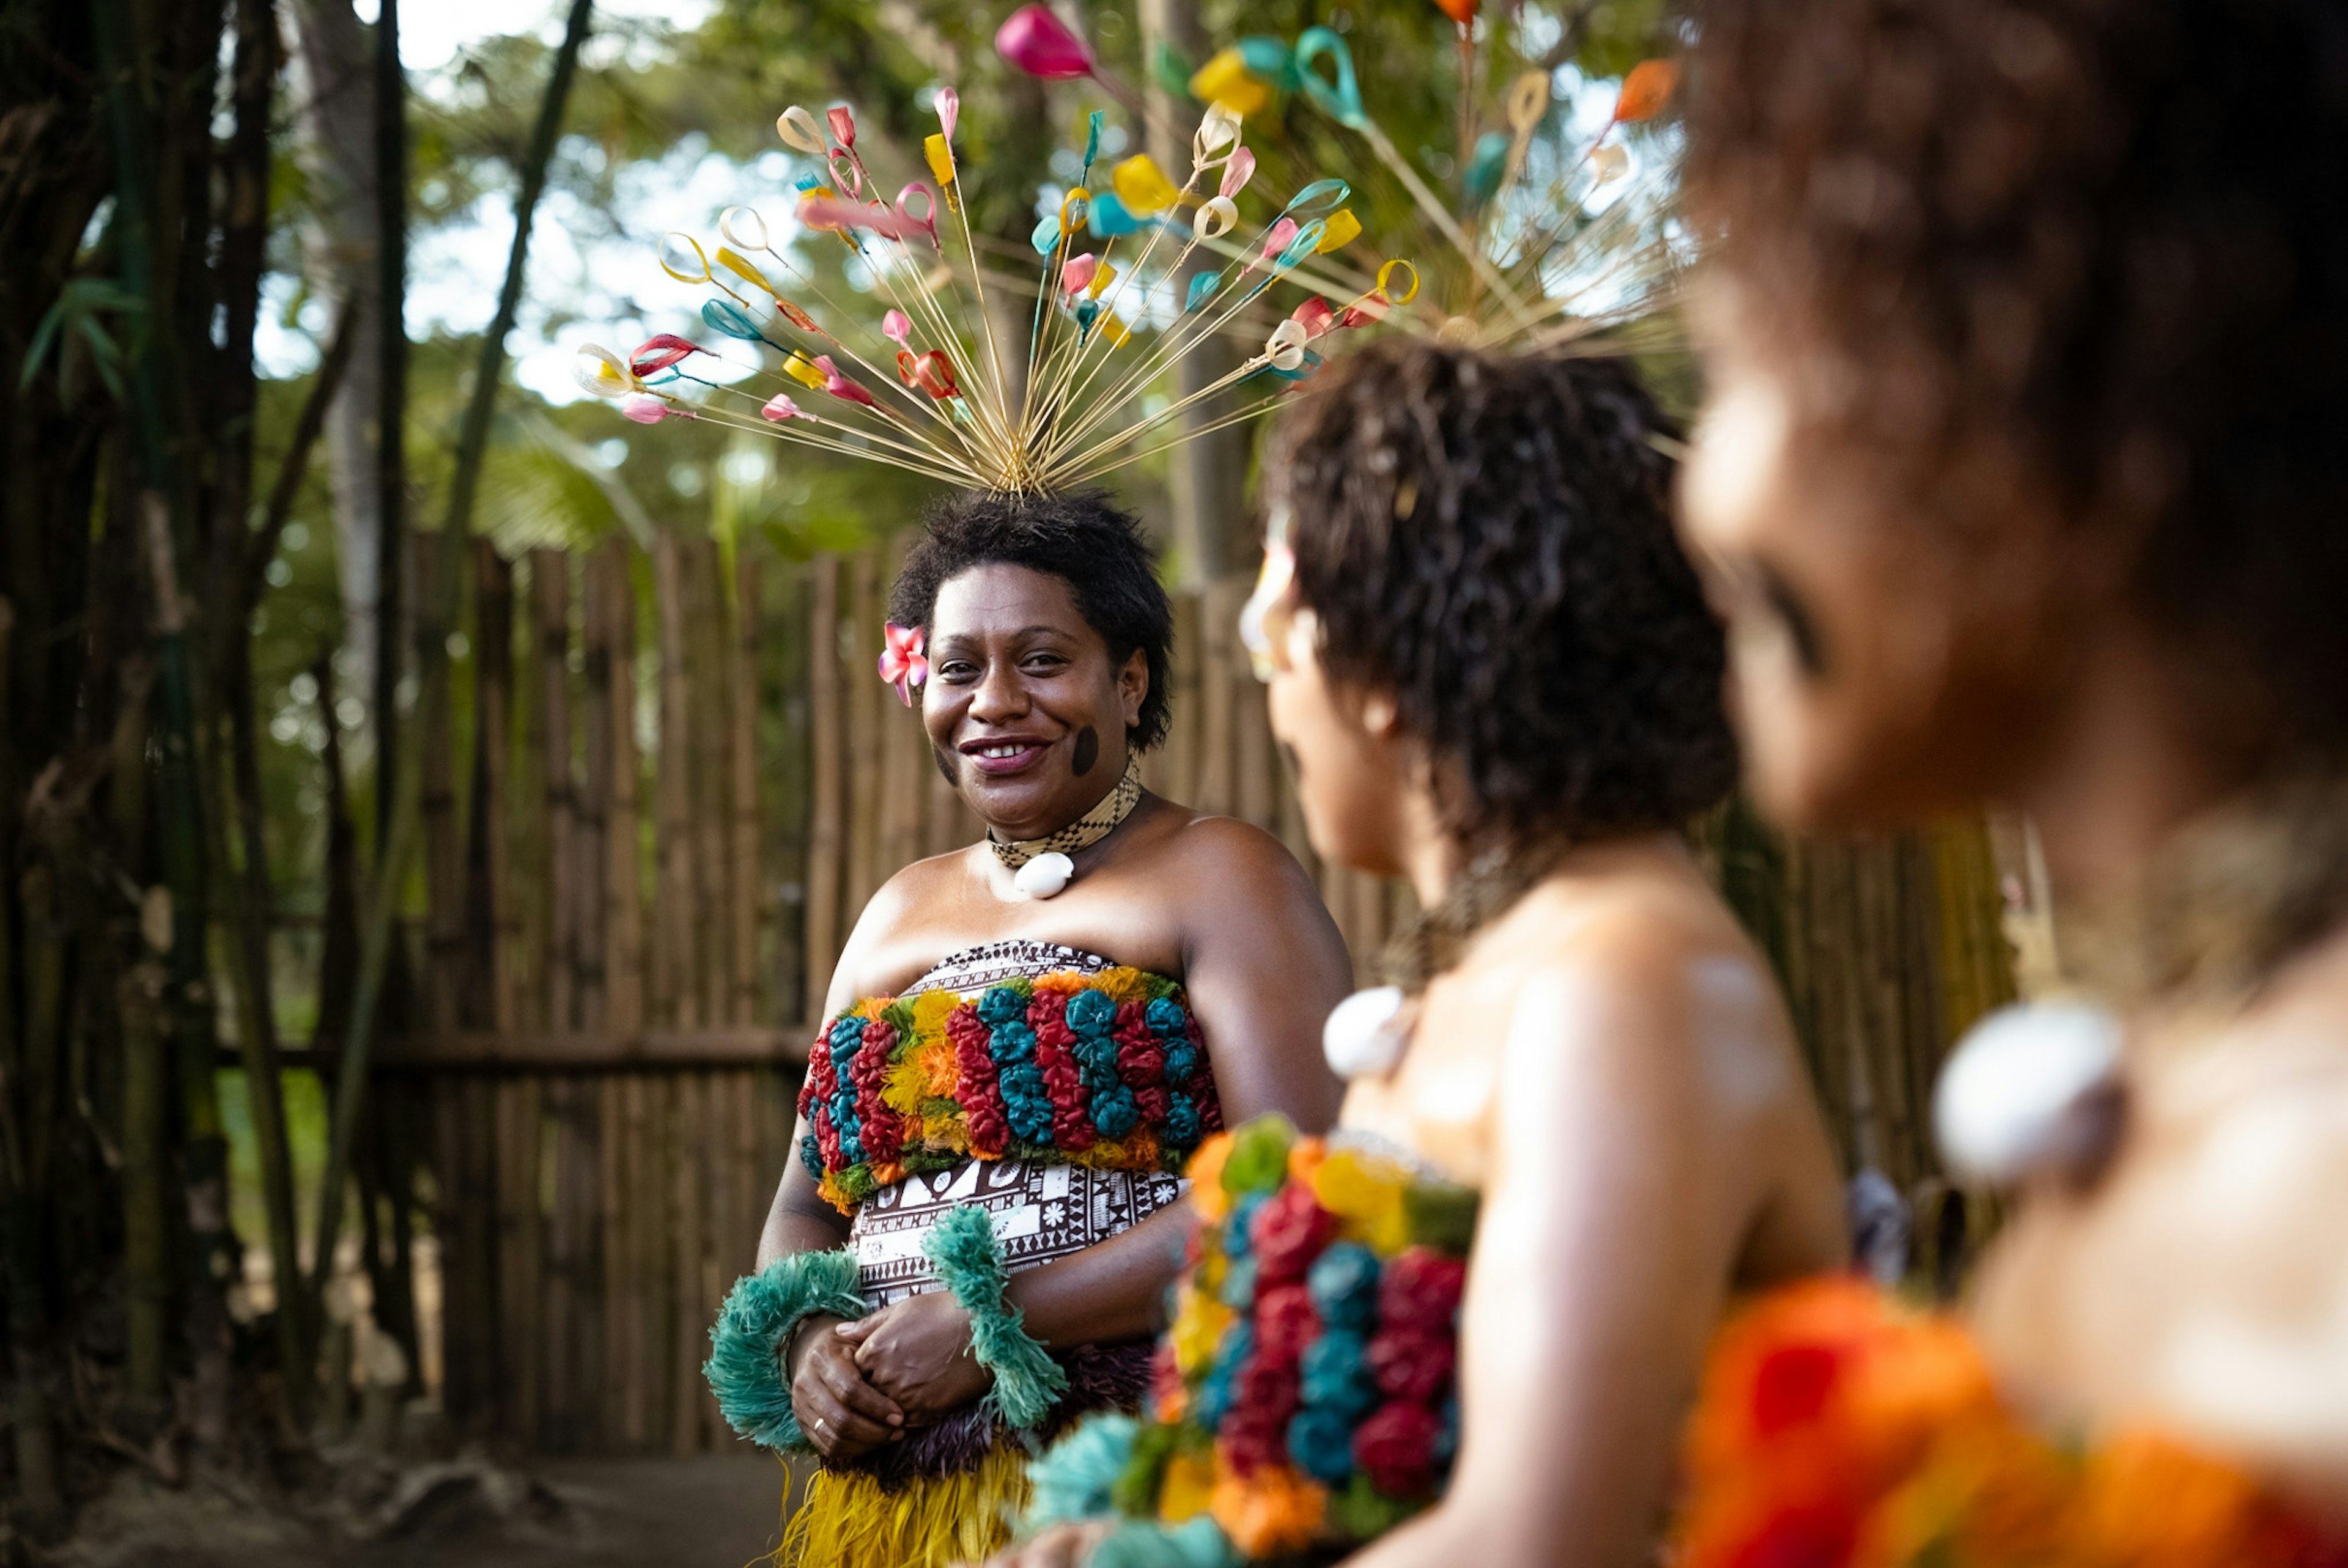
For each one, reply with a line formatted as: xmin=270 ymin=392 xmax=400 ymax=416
xmin=702 ymin=1249 xmax=869 ymax=1450
xmin=923 ymin=1202 xmax=1069 ymax=1429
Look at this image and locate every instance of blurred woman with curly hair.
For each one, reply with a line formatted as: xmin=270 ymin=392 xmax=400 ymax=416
xmin=1677 ymin=0 xmax=2348 ymax=1523
xmin=992 ymin=337 xmax=1845 ymax=1568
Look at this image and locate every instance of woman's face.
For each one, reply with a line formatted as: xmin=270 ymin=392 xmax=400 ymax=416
xmin=1677 ymin=305 xmax=2083 ymax=831
xmin=923 ymin=563 xmax=1146 ymax=840
xmin=1255 ymin=581 xmax=1413 ymax=880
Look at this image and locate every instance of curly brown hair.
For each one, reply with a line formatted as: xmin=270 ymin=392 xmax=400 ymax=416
xmin=1683 ymin=0 xmax=2348 ymax=756
xmin=1268 ymin=337 xmax=1737 ymax=854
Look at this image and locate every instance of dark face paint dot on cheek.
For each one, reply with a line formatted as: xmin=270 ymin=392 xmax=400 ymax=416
xmin=1071 ymin=726 xmax=1099 ymax=778
xmin=932 ymin=745 xmax=958 ymax=786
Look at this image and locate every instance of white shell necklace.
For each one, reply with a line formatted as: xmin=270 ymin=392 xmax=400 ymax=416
xmin=988 ymin=755 xmax=1143 ymax=900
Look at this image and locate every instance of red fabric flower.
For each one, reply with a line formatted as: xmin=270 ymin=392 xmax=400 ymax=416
xmin=851 ymin=1017 xmax=902 ymax=1163
xmin=1353 ymin=1399 xmax=1442 ymax=1497
xmin=1250 ymin=1182 xmax=1336 ymax=1283
xmin=948 ymin=1004 xmax=1008 ymax=1157
xmin=1752 ymin=1342 xmax=1844 ymax=1436
xmin=1113 ymin=1001 xmax=1170 ymax=1121
xmin=1378 ymin=1248 xmax=1468 ymax=1332
xmin=1030 ymin=990 xmax=1096 ymax=1149
xmin=1253 ymin=1283 xmax=1321 ymax=1367
xmin=1222 ymin=1361 xmax=1301 ymax=1476
xmin=1366 ymin=1326 xmax=1455 ymax=1403
xmin=1151 ymin=1341 xmax=1187 ymax=1419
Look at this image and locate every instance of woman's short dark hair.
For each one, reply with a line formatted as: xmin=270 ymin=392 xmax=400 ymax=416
xmin=888 ymin=488 xmax=1175 ymax=750
xmin=1269 ymin=337 xmax=1737 ymax=850
xmin=1684 ymin=0 xmax=2348 ymax=757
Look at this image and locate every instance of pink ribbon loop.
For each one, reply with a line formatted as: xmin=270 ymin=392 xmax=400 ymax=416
xmin=895 ymin=183 xmax=940 ymax=247
xmin=629 ymin=333 xmax=701 ymax=376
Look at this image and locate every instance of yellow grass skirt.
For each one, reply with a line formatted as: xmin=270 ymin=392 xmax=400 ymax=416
xmin=778 ymin=1444 xmax=1031 ymax=1568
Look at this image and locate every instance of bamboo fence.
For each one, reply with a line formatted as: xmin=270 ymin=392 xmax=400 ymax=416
xmin=376 ymin=532 xmax=2012 ymax=1452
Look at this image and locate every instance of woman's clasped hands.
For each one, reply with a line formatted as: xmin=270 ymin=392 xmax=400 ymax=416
xmin=787 ymin=1291 xmax=997 ymax=1460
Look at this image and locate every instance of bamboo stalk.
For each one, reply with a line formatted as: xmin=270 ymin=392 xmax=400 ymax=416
xmin=668 ymin=1073 xmax=705 ymax=1454
xmin=577 ymin=552 xmax=613 ymax=1036
xmin=624 ymin=1073 xmax=655 ymax=1448
xmin=599 ymin=1075 xmax=627 ymax=1447
xmin=429 ymin=1080 xmax=471 ymax=1427
xmin=1167 ymin=592 xmax=1202 ymax=808
xmin=703 ymin=1070 xmax=738 ymax=1451
xmin=420 ymin=531 xmax=465 ymax=1036
xmin=601 ymin=543 xmax=645 ymax=1034
xmin=495 ymin=1076 xmax=544 ymax=1441
xmin=730 ymin=557 xmax=762 ymax=1024
xmin=534 ymin=549 xmax=577 ymax=1031
xmin=651 ymin=534 xmax=695 ymax=1028
xmin=120 ymin=952 xmax=169 ymax=1415
xmin=688 ymin=539 xmax=731 ymax=1026
xmin=467 ymin=545 xmax=517 ymax=1033
xmin=804 ymin=558 xmax=844 ymax=1013
xmin=1194 ymin=578 xmax=1239 ymax=815
xmin=844 ymin=550 xmax=882 ymax=914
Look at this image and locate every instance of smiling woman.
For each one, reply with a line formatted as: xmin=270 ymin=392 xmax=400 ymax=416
xmin=704 ymin=490 xmax=1352 ymax=1568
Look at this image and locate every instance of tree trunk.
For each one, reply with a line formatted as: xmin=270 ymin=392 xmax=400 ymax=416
xmin=286 ymin=0 xmax=385 ymax=699
xmin=372 ymin=0 xmax=407 ymax=847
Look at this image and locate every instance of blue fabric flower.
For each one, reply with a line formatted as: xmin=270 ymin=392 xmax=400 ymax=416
xmin=1065 ymin=987 xmax=1117 ymax=1035
xmin=1091 ymin=1083 xmax=1140 ymax=1138
xmin=978 ymin=985 xmax=1029 ymax=1027
xmin=1145 ymin=997 xmax=1188 ymax=1038
xmin=1224 ymin=1194 xmax=1266 ymax=1261
xmin=1194 ymin=1320 xmax=1254 ymax=1426
xmin=1299 ymin=1328 xmax=1378 ymax=1418
xmin=798 ymin=1129 xmax=821 ymax=1179
xmin=1307 ymin=1242 xmax=1382 ymax=1333
xmin=1071 ymin=1026 xmax=1118 ymax=1093
xmin=999 ymin=1059 xmax=1055 ymax=1144
xmin=1287 ymin=1406 xmax=1357 ymax=1484
xmin=1163 ymin=1042 xmax=1198 ymax=1084
xmin=991 ymin=1019 xmax=1038 ymax=1064
xmin=1219 ymin=1254 xmax=1258 ymax=1312
xmin=1165 ymin=1095 xmax=1202 ymax=1151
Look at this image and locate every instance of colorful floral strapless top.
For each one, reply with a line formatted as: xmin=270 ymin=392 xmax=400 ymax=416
xmin=1674 ymin=1278 xmax=2348 ymax=1568
xmin=797 ymin=957 xmax=1222 ymax=1215
xmin=1022 ymin=1114 xmax=1481 ymax=1562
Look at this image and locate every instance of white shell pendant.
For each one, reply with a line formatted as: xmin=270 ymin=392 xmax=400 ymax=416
xmin=1323 ymin=985 xmax=1408 ymax=1080
xmin=1012 ymin=852 xmax=1075 ymax=900
xmin=1933 ymin=999 xmax=2122 ymax=1187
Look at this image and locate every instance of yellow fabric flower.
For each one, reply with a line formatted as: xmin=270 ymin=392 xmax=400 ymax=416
xmin=910 ymin=988 xmax=960 ymax=1038
xmin=1158 ymin=1454 xmax=1216 ymax=1524
xmin=1312 ymin=1148 xmax=1410 ymax=1253
xmin=1093 ymin=966 xmax=1149 ymax=1004
xmin=1170 ymin=1287 xmax=1234 ymax=1376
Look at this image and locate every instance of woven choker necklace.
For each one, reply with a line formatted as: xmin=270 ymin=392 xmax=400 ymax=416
xmin=988 ymin=756 xmax=1142 ymax=898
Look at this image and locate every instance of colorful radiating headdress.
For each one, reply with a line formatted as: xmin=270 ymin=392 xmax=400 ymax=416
xmin=572 ymin=11 xmax=1417 ymax=496
xmin=1185 ymin=12 xmax=1683 ymax=357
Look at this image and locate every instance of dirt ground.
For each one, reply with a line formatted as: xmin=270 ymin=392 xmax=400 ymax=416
xmin=41 ymin=1452 xmax=796 ymax=1568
